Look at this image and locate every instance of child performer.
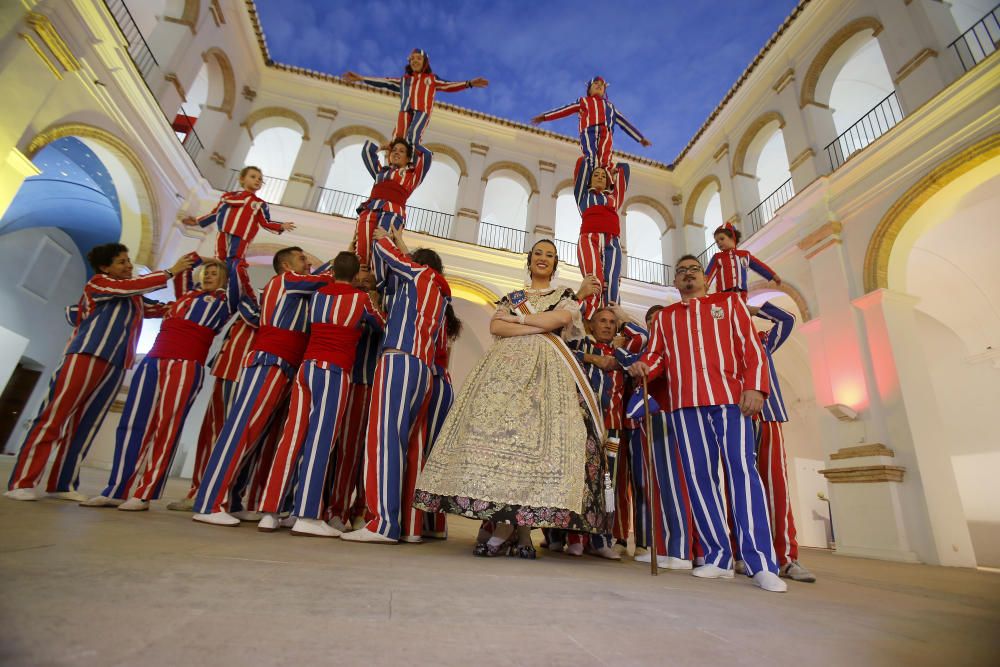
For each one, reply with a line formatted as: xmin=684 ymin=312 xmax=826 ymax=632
xmin=531 ymin=76 xmax=651 ymax=166
xmin=355 ymin=139 xmax=432 ymax=282
xmin=81 ymin=255 xmax=246 ymax=510
xmin=705 ymin=222 xmax=780 ymax=298
xmin=573 ymin=156 xmax=630 ymax=319
xmin=182 ymin=166 xmax=296 ymax=297
xmin=5 ymin=244 xmax=193 ymax=500
xmin=343 ymin=49 xmax=488 ymax=146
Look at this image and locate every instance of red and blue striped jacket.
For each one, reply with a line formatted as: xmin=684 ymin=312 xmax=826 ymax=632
xmin=304 ymin=282 xmax=386 ymax=372
xmin=640 ymin=292 xmax=769 ymax=411
xmin=350 ymin=315 xmax=384 ymax=386
xmin=574 ymin=157 xmax=630 ymax=236
xmin=706 ymin=248 xmax=778 ymax=294
xmin=537 ymin=95 xmax=647 ymax=143
xmin=756 ymin=302 xmax=793 ymax=423
xmin=196 ymin=190 xmax=284 ymax=245
xmin=358 ymin=72 xmax=472 ymax=113
xmin=359 ymin=141 xmax=432 ymax=218
xmin=374 ymin=237 xmax=450 ymax=368
xmin=65 ymin=270 xmax=171 ymax=368
xmin=211 ymin=317 xmax=257 ymax=382
xmin=245 ymin=268 xmax=332 ymax=373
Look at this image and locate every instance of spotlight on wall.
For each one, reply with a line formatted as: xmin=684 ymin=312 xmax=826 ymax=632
xmin=824 ymin=403 xmax=858 ymax=422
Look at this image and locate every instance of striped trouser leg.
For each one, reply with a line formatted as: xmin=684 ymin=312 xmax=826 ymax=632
xmin=648 ymin=412 xmax=692 ymax=559
xmin=405 ymin=110 xmax=430 ymax=147
xmin=612 ymin=431 xmax=632 ymax=543
xmin=756 ymin=420 xmax=798 ymax=566
xmin=99 ymin=357 xmax=162 ymax=499
xmin=243 ymin=395 xmax=290 ymax=511
xmin=328 ymin=382 xmax=371 ymax=523
xmin=629 ymin=426 xmax=652 ymax=550
xmin=603 ymin=235 xmax=623 ymax=307
xmin=257 ymin=364 xmax=313 ymax=513
xmin=356 ymin=210 xmax=379 ymax=268
xmin=421 ymin=374 xmax=453 ymax=537
xmin=670 ymin=407 xmax=733 ymax=569
xmin=8 ymin=355 xmax=114 ymax=491
xmin=711 ymin=405 xmax=779 ymax=575
xmin=132 ymin=360 xmax=204 ymax=500
xmin=292 ymin=365 xmax=349 ymax=519
xmin=393 ymin=110 xmax=411 ymax=141
xmin=580 ymin=126 xmax=611 ymax=165
xmin=362 ymin=353 xmax=432 ymax=540
xmin=187 ymin=378 xmax=234 ymax=499
xmin=193 ymin=364 xmax=289 ymax=514
xmin=596 ymin=127 xmax=613 ymax=167
xmin=576 ymin=232 xmax=605 ymax=320
xmin=46 ymin=360 xmax=126 ymax=493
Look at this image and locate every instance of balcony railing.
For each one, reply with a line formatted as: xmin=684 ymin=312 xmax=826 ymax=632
xmin=825 ymin=92 xmax=904 ymax=171
xmin=173 ymin=115 xmax=204 ymax=162
xmin=696 ymin=244 xmax=718 ymax=270
xmin=553 ymin=238 xmax=580 ymax=267
xmin=747 ymin=177 xmax=794 ymax=236
xmin=405 ymin=205 xmax=454 ymax=240
xmin=627 ymin=255 xmax=672 ymax=286
xmin=226 ymin=170 xmax=289 ymax=204
xmin=104 ymin=0 xmax=158 ymax=83
xmin=949 ymin=4 xmax=1000 ymax=72
xmin=311 ymin=187 xmax=454 ymax=240
xmin=313 ymin=187 xmax=365 ymax=218
xmin=478 ymin=223 xmax=527 ymax=253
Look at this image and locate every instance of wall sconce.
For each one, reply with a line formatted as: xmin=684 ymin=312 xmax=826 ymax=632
xmin=824 ymin=403 xmax=858 ymax=421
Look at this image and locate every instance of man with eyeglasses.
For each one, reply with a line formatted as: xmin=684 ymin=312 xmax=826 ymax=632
xmin=628 ymin=254 xmax=785 ymax=593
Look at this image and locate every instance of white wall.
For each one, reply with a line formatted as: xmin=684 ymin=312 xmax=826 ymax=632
xmin=0 ymin=228 xmax=87 ymax=453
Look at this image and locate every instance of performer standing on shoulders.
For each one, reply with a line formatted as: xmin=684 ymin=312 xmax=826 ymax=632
xmin=5 ymin=244 xmax=192 ymax=501
xmin=705 ymin=222 xmax=780 ymax=299
xmin=343 ymin=49 xmax=488 ymax=146
xmin=629 ymin=254 xmax=786 ymax=593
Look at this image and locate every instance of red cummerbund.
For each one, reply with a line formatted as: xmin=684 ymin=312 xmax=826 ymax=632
xmin=580 ymin=205 xmax=620 ymax=236
xmin=147 ymin=318 xmax=216 ymax=364
xmin=369 ymin=180 xmax=410 ymax=207
xmin=253 ymin=325 xmax=309 ymax=367
xmin=303 ymin=323 xmax=362 ymax=371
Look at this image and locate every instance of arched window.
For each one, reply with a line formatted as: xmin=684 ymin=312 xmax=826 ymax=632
xmin=700 ymin=191 xmax=723 ymax=252
xmin=238 ymin=126 xmax=304 ymax=204
xmin=407 ymin=154 xmax=460 ymax=215
xmin=480 ymin=171 xmax=531 ymax=252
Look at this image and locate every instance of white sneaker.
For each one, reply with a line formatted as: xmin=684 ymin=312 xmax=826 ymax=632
xmin=633 ymin=546 xmax=649 ymax=558
xmin=4 ymin=488 xmax=40 ymax=501
xmin=166 ymin=498 xmax=194 ymax=512
xmin=79 ymin=495 xmax=123 ymax=507
xmin=193 ymin=511 xmax=240 ymax=527
xmin=231 ymin=510 xmax=261 ymax=522
xmin=340 ymin=527 xmax=397 ymax=544
xmin=118 ymin=498 xmax=150 ymax=512
xmin=734 ymin=560 xmax=747 ymax=574
xmin=664 ymin=557 xmax=693 ymax=570
xmin=692 ymin=564 xmax=735 ymax=579
xmin=291 ymin=518 xmax=342 ymax=538
xmin=780 ymin=561 xmax=817 ymax=583
xmin=753 ymin=571 xmax=788 ymax=593
xmin=400 ymin=535 xmax=423 ymax=544
xmin=566 ymin=542 xmax=584 ymax=557
xmin=328 ymin=517 xmax=350 ymax=533
xmin=588 ymin=545 xmax=622 ymax=560
xmin=257 ymin=513 xmax=280 ymax=532
xmin=50 ymin=490 xmax=88 ymax=502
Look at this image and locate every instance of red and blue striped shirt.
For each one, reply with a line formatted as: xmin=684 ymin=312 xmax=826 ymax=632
xmin=359 ymin=141 xmax=432 ymax=217
xmin=706 ymin=248 xmax=778 ymax=294
xmin=537 ymin=95 xmax=647 ymax=143
xmin=304 ymin=282 xmax=386 ymax=372
xmin=359 ymin=72 xmax=472 ymax=113
xmin=246 ymin=269 xmax=332 ymax=372
xmin=196 ymin=190 xmax=284 ymax=246
xmin=574 ymin=157 xmax=630 ymax=235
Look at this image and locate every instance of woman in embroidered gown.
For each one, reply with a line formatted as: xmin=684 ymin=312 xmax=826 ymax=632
xmin=413 ymin=240 xmax=609 ymax=559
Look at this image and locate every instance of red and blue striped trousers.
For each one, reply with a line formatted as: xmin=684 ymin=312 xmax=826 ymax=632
xmin=327 ymin=382 xmax=372 ymax=524
xmin=755 ymin=420 xmax=799 ymax=566
xmin=185 ymin=377 xmax=237 ymax=500
xmin=421 ymin=373 xmax=453 ymax=538
xmin=631 ymin=412 xmax=694 ymax=558
xmin=577 ymin=233 xmax=622 ymax=320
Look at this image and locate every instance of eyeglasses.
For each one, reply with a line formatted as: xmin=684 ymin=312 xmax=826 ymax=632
xmin=674 ymin=266 xmax=702 ymax=276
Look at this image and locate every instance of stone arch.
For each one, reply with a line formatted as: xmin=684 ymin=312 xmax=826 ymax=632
xmin=683 ymin=174 xmax=722 ymax=226
xmin=25 ymin=122 xmax=159 ymax=265
xmin=623 ymin=195 xmax=675 ymax=231
xmin=447 ymin=275 xmax=502 ymax=307
xmin=201 ymin=47 xmax=236 ymax=118
xmin=481 ymin=160 xmax=539 ymax=195
xmin=863 ymin=133 xmax=1000 ymax=293
xmin=424 ymin=143 xmax=467 ymax=177
xmin=241 ymin=106 xmax=310 ymax=141
xmin=551 ymin=177 xmax=575 ymax=198
xmin=800 ymin=17 xmax=885 ymax=108
xmin=326 ymin=124 xmax=388 ymax=153
xmin=748 ymin=280 xmax=813 ymax=322
xmin=732 ymin=111 xmax=786 ymax=176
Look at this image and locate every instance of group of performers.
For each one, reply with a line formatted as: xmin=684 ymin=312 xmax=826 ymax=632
xmin=4 ymin=49 xmax=814 ymax=593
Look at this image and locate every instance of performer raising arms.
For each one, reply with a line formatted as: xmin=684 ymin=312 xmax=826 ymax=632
xmin=355 ymin=138 xmax=432 ymax=280
xmin=6 ymin=244 xmax=193 ymax=501
xmin=343 ymin=49 xmax=488 ymax=147
xmin=414 ymin=240 xmax=610 ymax=560
xmin=182 ymin=166 xmax=296 ymax=297
xmin=705 ymin=222 xmax=780 ymax=298
xmin=573 ymin=156 xmax=630 ymax=319
xmin=531 ymin=76 xmax=650 ymax=166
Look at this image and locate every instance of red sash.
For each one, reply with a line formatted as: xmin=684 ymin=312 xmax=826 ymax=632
xmin=253 ymin=325 xmax=309 ymax=366
xmin=304 ymin=323 xmax=362 ymax=371
xmin=369 ymin=181 xmax=410 ymax=207
xmin=580 ymin=205 xmax=620 ymax=236
xmin=147 ymin=319 xmax=215 ymax=364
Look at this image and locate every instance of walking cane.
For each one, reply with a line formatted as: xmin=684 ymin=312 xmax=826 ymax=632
xmin=641 ymin=376 xmax=660 ymax=577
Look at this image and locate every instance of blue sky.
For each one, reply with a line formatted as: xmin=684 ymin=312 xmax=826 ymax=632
xmin=255 ymin=0 xmax=800 ymax=165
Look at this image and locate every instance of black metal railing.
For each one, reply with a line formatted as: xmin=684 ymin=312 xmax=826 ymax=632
xmin=405 ymin=205 xmax=454 ymax=240
xmin=949 ymin=4 xmax=1000 ymax=72
xmin=311 ymin=187 xmax=453 ymax=239
xmin=226 ymin=169 xmax=289 ymax=204
xmin=553 ymin=238 xmax=580 ymax=267
xmin=696 ymin=244 xmax=718 ymax=270
xmin=314 ymin=187 xmax=365 ymax=218
xmin=627 ymin=255 xmax=671 ymax=286
xmin=824 ymin=91 xmax=904 ymax=171
xmin=174 ymin=114 xmax=204 ymax=162
xmin=104 ymin=0 xmax=158 ymax=83
xmin=747 ymin=177 xmax=794 ymax=236
xmin=478 ymin=222 xmax=527 ymax=253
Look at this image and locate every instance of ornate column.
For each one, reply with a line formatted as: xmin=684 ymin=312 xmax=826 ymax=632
xmin=528 ymin=160 xmax=556 ymax=249
xmin=452 ymin=142 xmax=488 ymax=244
xmin=771 ymin=68 xmax=823 ymax=191
xmin=282 ymin=107 xmax=338 ymax=210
